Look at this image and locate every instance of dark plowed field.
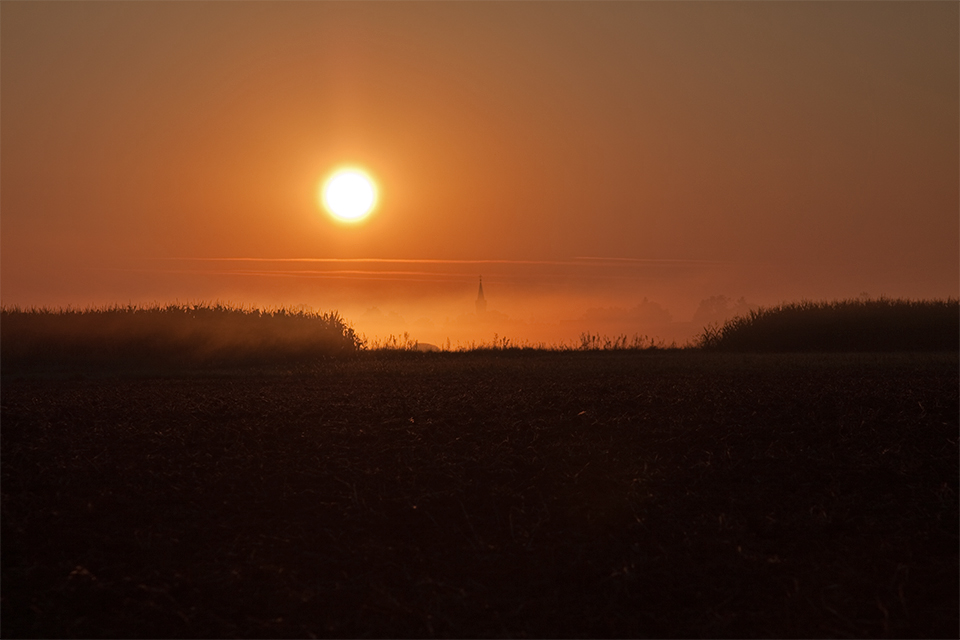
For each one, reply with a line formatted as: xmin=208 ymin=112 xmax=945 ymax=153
xmin=2 ymin=352 xmax=957 ymax=638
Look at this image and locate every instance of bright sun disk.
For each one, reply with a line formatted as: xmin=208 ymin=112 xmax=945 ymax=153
xmin=320 ymin=169 xmax=377 ymax=222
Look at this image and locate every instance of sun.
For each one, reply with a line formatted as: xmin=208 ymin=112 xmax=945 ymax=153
xmin=320 ymin=168 xmax=377 ymax=222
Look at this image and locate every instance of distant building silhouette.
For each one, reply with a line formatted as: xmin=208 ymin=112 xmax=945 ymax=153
xmin=475 ymin=276 xmax=487 ymax=315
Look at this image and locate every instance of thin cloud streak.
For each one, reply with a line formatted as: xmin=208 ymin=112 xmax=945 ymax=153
xmin=90 ymin=267 xmax=474 ymax=284
xmin=223 ymin=269 xmax=691 ymax=283
xmin=573 ymin=256 xmax=730 ymax=265
xmin=162 ymin=256 xmax=732 ymax=267
xmin=164 ymin=257 xmax=574 ymax=266
xmin=93 ymin=265 xmax=708 ymax=284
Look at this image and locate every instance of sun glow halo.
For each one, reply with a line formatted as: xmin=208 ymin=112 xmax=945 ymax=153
xmin=320 ymin=169 xmax=377 ymax=222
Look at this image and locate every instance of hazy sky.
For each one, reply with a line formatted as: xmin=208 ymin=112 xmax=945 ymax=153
xmin=2 ymin=2 xmax=957 ymax=345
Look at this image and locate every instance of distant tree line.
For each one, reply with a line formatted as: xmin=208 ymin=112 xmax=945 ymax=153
xmin=697 ymin=298 xmax=959 ymax=352
xmin=1 ymin=303 xmax=364 ymax=371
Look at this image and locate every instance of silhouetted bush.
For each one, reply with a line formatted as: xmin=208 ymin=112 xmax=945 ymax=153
xmin=697 ymin=298 xmax=959 ymax=352
xmin=1 ymin=303 xmax=364 ymax=370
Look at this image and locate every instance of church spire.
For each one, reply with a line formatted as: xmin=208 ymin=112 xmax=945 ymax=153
xmin=475 ymin=276 xmax=487 ymax=314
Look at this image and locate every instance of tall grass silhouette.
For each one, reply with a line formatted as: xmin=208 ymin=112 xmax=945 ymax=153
xmin=1 ymin=303 xmax=364 ymax=370
xmin=697 ymin=298 xmax=959 ymax=352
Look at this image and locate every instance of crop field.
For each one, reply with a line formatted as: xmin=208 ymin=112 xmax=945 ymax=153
xmin=2 ymin=351 xmax=957 ymax=638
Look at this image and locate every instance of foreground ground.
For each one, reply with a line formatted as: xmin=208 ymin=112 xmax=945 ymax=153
xmin=2 ymin=352 xmax=957 ymax=638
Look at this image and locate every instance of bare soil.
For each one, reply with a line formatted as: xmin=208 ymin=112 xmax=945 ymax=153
xmin=2 ymin=352 xmax=957 ymax=638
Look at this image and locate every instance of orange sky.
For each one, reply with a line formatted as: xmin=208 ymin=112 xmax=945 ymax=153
xmin=2 ymin=2 xmax=957 ymax=346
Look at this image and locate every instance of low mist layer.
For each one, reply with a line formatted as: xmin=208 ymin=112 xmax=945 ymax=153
xmin=3 ymin=298 xmax=956 ymax=374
